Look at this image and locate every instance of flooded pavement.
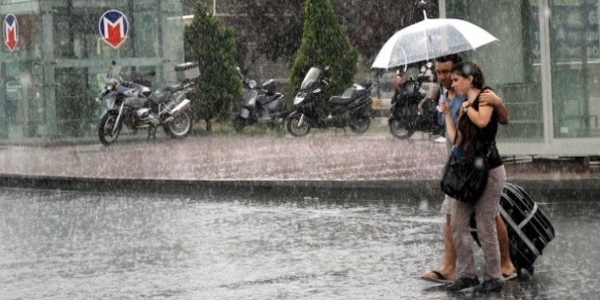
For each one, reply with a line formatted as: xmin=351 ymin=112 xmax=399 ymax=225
xmin=1 ymin=187 xmax=597 ymax=300
xmin=0 ymin=133 xmax=598 ymax=299
xmin=0 ymin=134 xmax=598 ymax=181
xmin=1 ymin=135 xmax=599 ymax=202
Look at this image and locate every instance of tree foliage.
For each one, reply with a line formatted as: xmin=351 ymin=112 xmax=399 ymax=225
xmin=184 ymin=2 xmax=241 ymax=132
xmin=331 ymin=0 xmax=437 ymax=64
xmin=290 ymin=0 xmax=358 ymax=98
xmin=227 ymin=0 xmax=303 ymax=70
xmin=199 ymin=0 xmax=437 ymax=68
xmin=180 ymin=0 xmax=439 ymax=104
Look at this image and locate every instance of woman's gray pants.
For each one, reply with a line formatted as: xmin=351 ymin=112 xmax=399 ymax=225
xmin=451 ymin=165 xmax=506 ymax=281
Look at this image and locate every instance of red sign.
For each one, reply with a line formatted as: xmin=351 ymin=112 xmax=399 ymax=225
xmin=98 ymin=10 xmax=129 ymax=49
xmin=3 ymin=14 xmax=18 ymax=52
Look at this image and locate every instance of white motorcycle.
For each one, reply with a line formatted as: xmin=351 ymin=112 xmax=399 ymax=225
xmin=98 ymin=62 xmax=196 ymax=145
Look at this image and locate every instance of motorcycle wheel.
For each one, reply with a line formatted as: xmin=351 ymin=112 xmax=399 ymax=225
xmin=164 ymin=111 xmax=192 ymax=139
xmin=274 ymin=117 xmax=285 ymax=132
xmin=286 ymin=114 xmax=311 ymax=137
xmin=389 ymin=118 xmax=414 ymax=139
xmin=233 ymin=116 xmax=245 ymax=133
xmin=98 ymin=112 xmax=121 ymax=146
xmin=349 ymin=117 xmax=371 ymax=134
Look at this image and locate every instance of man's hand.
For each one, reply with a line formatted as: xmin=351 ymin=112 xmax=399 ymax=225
xmin=480 ymin=90 xmax=510 ymax=124
xmin=479 ymin=90 xmax=502 ymax=107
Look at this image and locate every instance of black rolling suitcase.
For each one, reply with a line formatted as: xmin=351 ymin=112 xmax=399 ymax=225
xmin=470 ymin=182 xmax=555 ymax=276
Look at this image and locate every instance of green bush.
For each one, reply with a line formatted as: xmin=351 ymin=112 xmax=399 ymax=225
xmin=184 ymin=3 xmax=242 ymax=132
xmin=290 ymin=0 xmax=358 ymax=99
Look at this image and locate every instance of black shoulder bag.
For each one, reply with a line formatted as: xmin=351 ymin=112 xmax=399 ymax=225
xmin=440 ymin=140 xmax=489 ymax=204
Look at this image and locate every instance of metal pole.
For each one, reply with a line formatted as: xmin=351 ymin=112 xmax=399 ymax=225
xmin=419 ymin=0 xmax=428 ymax=19
xmin=438 ymin=0 xmax=446 ymax=18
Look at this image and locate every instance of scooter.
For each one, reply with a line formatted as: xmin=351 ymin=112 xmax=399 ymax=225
xmin=286 ymin=66 xmax=373 ymax=137
xmin=233 ymin=67 xmax=288 ymax=132
xmin=388 ymin=65 xmax=443 ymax=139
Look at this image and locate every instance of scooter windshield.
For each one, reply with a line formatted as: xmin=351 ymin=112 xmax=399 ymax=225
xmin=300 ymin=67 xmax=322 ymax=90
xmin=106 ymin=64 xmax=122 ymax=81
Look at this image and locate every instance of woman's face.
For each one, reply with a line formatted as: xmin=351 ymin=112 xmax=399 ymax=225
xmin=451 ymin=72 xmax=472 ymax=95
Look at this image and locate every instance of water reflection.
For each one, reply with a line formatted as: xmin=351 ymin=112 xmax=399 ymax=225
xmin=0 ymin=188 xmax=597 ymax=299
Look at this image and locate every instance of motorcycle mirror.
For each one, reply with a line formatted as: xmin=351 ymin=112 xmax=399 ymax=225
xmin=248 ymin=80 xmax=257 ymax=89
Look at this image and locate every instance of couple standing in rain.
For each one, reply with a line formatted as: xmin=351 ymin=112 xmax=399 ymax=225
xmin=418 ymin=54 xmax=516 ymax=293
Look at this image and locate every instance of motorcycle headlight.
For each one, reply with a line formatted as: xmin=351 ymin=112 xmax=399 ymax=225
xmin=294 ymin=94 xmax=306 ymax=105
xmin=248 ymin=80 xmax=257 ymax=89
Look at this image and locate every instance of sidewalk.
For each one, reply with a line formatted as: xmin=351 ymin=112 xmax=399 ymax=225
xmin=1 ymin=128 xmax=599 ymax=201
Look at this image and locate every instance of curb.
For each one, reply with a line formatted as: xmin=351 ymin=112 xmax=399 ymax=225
xmin=1 ymin=175 xmax=598 ymax=202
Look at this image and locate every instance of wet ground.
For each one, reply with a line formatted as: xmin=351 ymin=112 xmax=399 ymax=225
xmin=0 ymin=131 xmax=598 ymax=299
xmin=0 ymin=187 xmax=596 ymax=300
xmin=0 ymin=133 xmax=598 ymax=201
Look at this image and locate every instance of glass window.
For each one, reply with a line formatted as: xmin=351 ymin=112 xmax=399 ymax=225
xmin=0 ymin=11 xmax=43 ymax=139
xmin=549 ymin=0 xmax=600 ymax=138
xmin=0 ymin=0 xmax=183 ymax=140
xmin=54 ymin=67 xmax=99 ymax=137
xmin=446 ymin=0 xmax=544 ymax=141
xmin=132 ymin=12 xmax=159 ymax=58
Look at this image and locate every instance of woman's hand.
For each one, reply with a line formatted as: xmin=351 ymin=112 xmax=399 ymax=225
xmin=461 ymin=100 xmax=471 ymax=111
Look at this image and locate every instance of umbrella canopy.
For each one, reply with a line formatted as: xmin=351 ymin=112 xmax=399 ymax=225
xmin=372 ymin=17 xmax=499 ymax=69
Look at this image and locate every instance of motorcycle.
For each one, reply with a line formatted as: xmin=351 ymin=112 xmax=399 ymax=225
xmin=98 ymin=62 xmax=195 ymax=145
xmin=233 ymin=67 xmax=288 ymax=132
xmin=286 ymin=66 xmax=373 ymax=137
xmin=388 ymin=64 xmax=443 ymax=139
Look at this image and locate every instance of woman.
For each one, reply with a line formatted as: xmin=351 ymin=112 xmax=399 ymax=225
xmin=439 ymin=61 xmax=506 ymax=293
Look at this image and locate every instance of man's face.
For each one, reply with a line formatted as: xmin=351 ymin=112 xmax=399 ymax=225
xmin=435 ymin=61 xmax=454 ymax=90
xmin=394 ymin=75 xmax=402 ymax=85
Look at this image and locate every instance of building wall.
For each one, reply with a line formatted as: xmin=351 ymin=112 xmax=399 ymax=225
xmin=0 ymin=0 xmax=184 ymax=141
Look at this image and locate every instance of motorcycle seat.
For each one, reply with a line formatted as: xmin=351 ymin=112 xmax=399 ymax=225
xmin=164 ymin=83 xmax=184 ymax=92
xmin=352 ymin=89 xmax=370 ymax=98
xmin=329 ymin=96 xmax=354 ymax=105
xmin=149 ymin=91 xmax=172 ymax=104
xmin=258 ymin=94 xmax=282 ymax=105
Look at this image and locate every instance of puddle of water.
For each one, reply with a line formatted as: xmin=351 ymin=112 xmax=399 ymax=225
xmin=0 ymin=188 xmax=596 ymax=299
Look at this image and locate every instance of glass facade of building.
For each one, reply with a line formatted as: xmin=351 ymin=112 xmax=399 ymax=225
xmin=0 ymin=0 xmax=184 ymax=140
xmin=443 ymin=0 xmax=600 ymax=156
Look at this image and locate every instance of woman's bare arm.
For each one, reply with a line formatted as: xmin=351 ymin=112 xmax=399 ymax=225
xmin=479 ymin=90 xmax=510 ymax=124
xmin=463 ymin=101 xmax=494 ymax=128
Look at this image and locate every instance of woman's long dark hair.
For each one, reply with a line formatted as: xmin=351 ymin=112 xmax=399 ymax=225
xmin=452 ymin=62 xmax=486 ymax=157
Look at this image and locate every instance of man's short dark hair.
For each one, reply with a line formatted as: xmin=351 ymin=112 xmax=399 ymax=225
xmin=435 ymin=54 xmax=463 ymax=65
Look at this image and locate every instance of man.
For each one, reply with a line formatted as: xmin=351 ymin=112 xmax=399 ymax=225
xmin=420 ymin=54 xmax=516 ymax=284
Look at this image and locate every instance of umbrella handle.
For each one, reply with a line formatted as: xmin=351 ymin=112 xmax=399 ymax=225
xmin=398 ymin=46 xmax=408 ymax=73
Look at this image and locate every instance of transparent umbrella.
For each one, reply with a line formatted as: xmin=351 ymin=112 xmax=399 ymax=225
xmin=372 ymin=17 xmax=499 ymax=69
